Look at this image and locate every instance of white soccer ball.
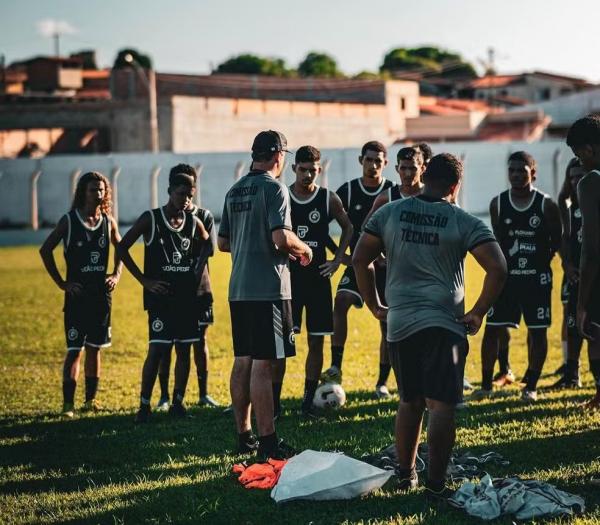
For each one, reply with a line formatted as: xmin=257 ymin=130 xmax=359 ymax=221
xmin=313 ymin=383 xmax=346 ymax=409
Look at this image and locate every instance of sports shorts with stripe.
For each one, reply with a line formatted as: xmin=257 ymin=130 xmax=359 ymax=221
xmin=230 ymin=300 xmax=296 ymax=360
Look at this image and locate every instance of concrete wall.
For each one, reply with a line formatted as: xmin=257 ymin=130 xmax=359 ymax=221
xmin=0 ymin=140 xmax=573 ymax=227
xmin=406 ymin=111 xmax=487 ymax=140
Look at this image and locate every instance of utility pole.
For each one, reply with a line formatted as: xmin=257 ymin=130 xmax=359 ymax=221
xmin=53 ymin=31 xmax=60 ymax=57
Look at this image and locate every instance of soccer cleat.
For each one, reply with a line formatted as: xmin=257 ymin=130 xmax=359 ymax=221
xmin=424 ymin=482 xmax=454 ymax=503
xmin=257 ymin=439 xmax=297 ymax=462
xmin=168 ymin=403 xmax=189 ymax=418
xmin=320 ymin=366 xmax=342 ymax=384
xmin=134 ymin=404 xmax=151 ymax=424
xmin=471 ymin=388 xmax=494 ymax=400
xmin=198 ymin=395 xmax=220 ymax=408
xmin=61 ymin=402 xmax=75 ymax=419
xmin=82 ymin=399 xmax=101 ymax=412
xmin=300 ymin=405 xmax=325 ymax=421
xmin=492 ymin=370 xmax=515 ymax=388
xmin=553 ymin=363 xmax=566 ymax=375
xmin=549 ymin=375 xmax=582 ymax=390
xmin=155 ymin=397 xmax=170 ymax=412
xmin=463 ymin=377 xmax=474 ymax=390
xmin=519 ymin=370 xmax=531 ymax=386
xmin=521 ymin=388 xmax=538 ymax=403
xmin=237 ymin=433 xmax=259 ymax=454
xmin=395 ymin=469 xmax=418 ymax=491
xmin=375 ymin=384 xmax=391 ymax=400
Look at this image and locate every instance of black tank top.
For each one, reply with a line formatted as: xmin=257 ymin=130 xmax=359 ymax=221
xmin=495 ymin=189 xmax=552 ymax=276
xmin=289 ymin=186 xmax=329 ymax=271
xmin=389 ymin=185 xmax=405 ymax=202
xmin=569 ymin=204 xmax=583 ymax=268
xmin=336 ymin=177 xmax=393 ymax=251
xmin=63 ymin=209 xmax=110 ymax=304
xmin=143 ymin=207 xmax=198 ymax=310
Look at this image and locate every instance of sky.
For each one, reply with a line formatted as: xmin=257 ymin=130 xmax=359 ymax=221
xmin=2 ymin=0 xmax=599 ymax=81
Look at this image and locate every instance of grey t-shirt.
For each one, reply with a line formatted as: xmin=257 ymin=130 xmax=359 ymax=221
xmin=218 ymin=170 xmax=292 ymax=301
xmin=364 ymin=195 xmax=496 ymax=341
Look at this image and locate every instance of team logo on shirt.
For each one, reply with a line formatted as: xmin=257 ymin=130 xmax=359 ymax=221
xmin=518 ymin=257 xmax=528 ymax=269
xmin=574 ymin=209 xmax=581 ymax=219
xmin=173 ymin=252 xmax=182 ymax=264
xmin=504 ymin=218 xmax=512 ymax=224
xmin=68 ymin=328 xmax=78 ymax=341
xmin=297 ymin=225 xmax=308 ymax=239
xmin=340 ymin=276 xmax=351 ymax=286
xmin=77 ymin=241 xmax=83 ymax=247
xmin=354 ymin=204 xmax=362 ymax=211
xmin=487 ymin=307 xmax=494 ymax=317
xmin=152 ymin=319 xmax=164 ymax=332
xmin=529 ymin=214 xmax=541 ymax=228
xmin=289 ymin=332 xmax=296 ymax=345
xmin=309 ymin=210 xmax=321 ymax=223
xmin=577 ymin=229 xmax=583 ymax=243
xmin=181 ymin=238 xmax=191 ymax=251
xmin=90 ymin=251 xmax=100 ymax=264
xmin=98 ymin=236 xmax=106 ymax=248
xmin=567 ymin=315 xmax=576 ymax=328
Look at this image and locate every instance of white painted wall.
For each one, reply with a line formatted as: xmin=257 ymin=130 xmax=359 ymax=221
xmin=0 ymin=140 xmax=573 ymax=227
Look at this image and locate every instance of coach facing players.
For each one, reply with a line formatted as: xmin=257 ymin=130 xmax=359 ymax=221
xmin=353 ymin=153 xmax=507 ymax=500
xmin=218 ymin=130 xmax=312 ymax=460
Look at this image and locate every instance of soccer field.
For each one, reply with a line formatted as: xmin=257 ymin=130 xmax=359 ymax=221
xmin=0 ymin=245 xmax=599 ymax=524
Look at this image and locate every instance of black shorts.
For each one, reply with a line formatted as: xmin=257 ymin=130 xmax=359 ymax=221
xmin=230 ymin=300 xmax=296 ymax=360
xmin=148 ymin=302 xmax=199 ymax=345
xmin=64 ymin=294 xmax=112 ymax=351
xmin=196 ymin=293 xmax=214 ymax=328
xmin=375 ymin=264 xmax=387 ymax=308
xmin=336 ymin=266 xmax=363 ymax=307
xmin=560 ymin=274 xmax=569 ymax=304
xmin=291 ymin=270 xmax=333 ymax=335
xmin=389 ymin=327 xmax=468 ymax=405
xmin=486 ymin=272 xmax=552 ymax=329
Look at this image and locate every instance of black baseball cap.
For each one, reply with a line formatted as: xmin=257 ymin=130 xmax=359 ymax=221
xmin=251 ymin=130 xmax=291 ymax=155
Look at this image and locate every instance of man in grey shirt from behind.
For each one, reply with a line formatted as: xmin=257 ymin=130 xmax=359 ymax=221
xmin=218 ymin=130 xmax=312 ymax=460
xmin=353 ymin=153 xmax=507 ymax=500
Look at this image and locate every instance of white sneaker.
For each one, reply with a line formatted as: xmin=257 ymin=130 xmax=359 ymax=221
xmin=471 ymin=388 xmax=494 ymax=400
xmin=199 ymin=395 xmax=220 ymax=408
xmin=375 ymin=384 xmax=391 ymax=399
xmin=521 ymin=389 xmax=538 ymax=403
xmin=463 ymin=377 xmax=474 ymax=390
xmin=156 ymin=397 xmax=170 ymax=412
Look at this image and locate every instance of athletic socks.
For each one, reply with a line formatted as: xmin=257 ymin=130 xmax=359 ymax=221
xmin=302 ymin=379 xmax=319 ymax=411
xmin=565 ymin=359 xmax=579 ymax=381
xmin=63 ymin=378 xmax=76 ymax=404
xmin=376 ymin=363 xmax=392 ymax=387
xmin=258 ymin=432 xmax=278 ymax=457
xmin=84 ymin=376 xmax=99 ymax=402
xmin=525 ymin=368 xmax=541 ymax=391
xmin=481 ymin=369 xmax=494 ymax=391
xmin=158 ymin=370 xmax=169 ymax=400
xmin=331 ymin=345 xmax=344 ymax=369
xmin=272 ymin=381 xmax=283 ymax=416
xmin=498 ymin=346 xmax=510 ymax=375
xmin=198 ymin=370 xmax=208 ymax=398
xmin=590 ymin=359 xmax=600 ymax=392
xmin=238 ymin=430 xmax=258 ymax=453
xmin=172 ymin=388 xmax=185 ymax=406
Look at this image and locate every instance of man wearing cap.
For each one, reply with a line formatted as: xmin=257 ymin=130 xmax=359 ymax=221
xmin=218 ymin=130 xmax=313 ymax=460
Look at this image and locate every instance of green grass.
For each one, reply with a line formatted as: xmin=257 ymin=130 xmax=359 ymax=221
xmin=1 ymin=245 xmax=599 ymax=524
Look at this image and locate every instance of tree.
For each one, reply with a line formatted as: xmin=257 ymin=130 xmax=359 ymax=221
xmin=214 ymin=54 xmax=291 ymax=76
xmin=380 ymin=46 xmax=477 ymax=79
xmin=113 ymin=48 xmax=152 ymax=69
xmin=298 ymin=52 xmax=343 ymax=78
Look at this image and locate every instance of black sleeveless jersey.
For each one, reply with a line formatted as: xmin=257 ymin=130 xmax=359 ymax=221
xmin=568 ymin=204 xmax=583 ymax=269
xmin=336 ymin=177 xmax=393 ymax=251
xmin=63 ymin=209 xmax=110 ymax=303
xmin=495 ymin=189 xmax=552 ymax=277
xmin=389 ymin=185 xmax=405 ymax=202
xmin=143 ymin=207 xmax=198 ymax=310
xmin=289 ymin=186 xmax=329 ymax=272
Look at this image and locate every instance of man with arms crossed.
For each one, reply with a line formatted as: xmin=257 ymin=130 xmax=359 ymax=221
xmin=354 ymin=154 xmax=506 ymax=499
xmin=567 ymin=115 xmax=600 ymax=409
xmin=218 ymin=130 xmax=312 ymax=459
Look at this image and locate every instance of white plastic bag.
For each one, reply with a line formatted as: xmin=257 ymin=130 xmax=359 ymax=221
xmin=271 ymin=450 xmax=393 ymax=503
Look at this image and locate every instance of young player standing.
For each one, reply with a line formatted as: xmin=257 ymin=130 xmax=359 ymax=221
xmin=40 ymin=171 xmax=122 ymax=417
xmin=284 ymin=145 xmax=353 ymax=417
xmin=479 ymin=152 xmax=561 ymax=401
xmin=117 ymin=173 xmax=210 ymax=423
xmin=321 ymin=141 xmax=394 ymax=388
xmin=156 ymin=164 xmax=219 ymax=410
xmin=364 ymin=146 xmax=425 ymax=397
xmin=218 ymin=130 xmax=312 ymax=459
xmin=353 ymin=153 xmax=506 ymax=499
xmin=566 ymin=115 xmax=600 ymax=409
